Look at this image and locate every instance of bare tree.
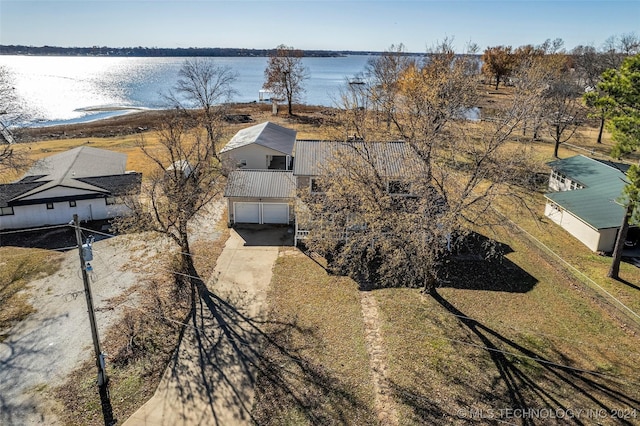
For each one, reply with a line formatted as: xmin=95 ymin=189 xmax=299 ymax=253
xmin=543 ymin=76 xmax=587 ymax=157
xmin=165 ymin=58 xmax=237 ymax=160
xmin=263 ymin=45 xmax=309 ymax=115
xmin=0 ymin=65 xmax=29 ymax=175
xmin=365 ymin=43 xmax=415 ymax=130
xmin=302 ymin=40 xmax=537 ymax=293
xmin=511 ymin=45 xmax=569 ymax=141
xmin=601 ymin=32 xmax=640 ymax=70
xmin=573 ymin=44 xmax=613 ymax=144
xmin=113 ymin=113 xmax=224 ymax=293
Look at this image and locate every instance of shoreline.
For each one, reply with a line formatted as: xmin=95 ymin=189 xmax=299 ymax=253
xmin=25 ymin=107 xmax=150 ymax=129
xmin=13 ymin=103 xmax=324 ymax=142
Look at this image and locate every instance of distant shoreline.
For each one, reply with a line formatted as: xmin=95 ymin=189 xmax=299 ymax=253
xmin=0 ymin=45 xmax=393 ymax=58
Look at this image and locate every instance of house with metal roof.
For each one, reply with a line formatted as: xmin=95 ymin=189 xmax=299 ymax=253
xmin=293 ymin=139 xmax=420 ymax=193
xmin=0 ymin=146 xmax=141 ymax=231
xmin=544 ymin=155 xmax=632 ymax=252
xmin=221 ymin=124 xmax=423 ymax=233
xmin=220 ymin=121 xmax=296 ymax=170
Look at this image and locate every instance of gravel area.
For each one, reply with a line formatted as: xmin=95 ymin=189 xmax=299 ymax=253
xmin=0 ymin=199 xmax=225 ymax=425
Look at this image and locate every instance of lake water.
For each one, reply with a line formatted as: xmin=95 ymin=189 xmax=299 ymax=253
xmin=0 ymin=55 xmax=373 ymax=127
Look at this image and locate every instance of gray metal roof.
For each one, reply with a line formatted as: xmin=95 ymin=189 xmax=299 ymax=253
xmin=545 ymin=155 xmax=628 ymax=230
xmin=224 ymin=169 xmax=296 ymax=198
xmin=220 ymin=122 xmax=296 ymax=155
xmin=1 ymin=146 xmax=136 ymax=204
xmin=293 ymin=140 xmax=420 ymax=177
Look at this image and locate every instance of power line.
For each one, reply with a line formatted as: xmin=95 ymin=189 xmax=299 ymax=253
xmin=493 ymin=208 xmax=640 ymax=324
xmin=0 ymin=223 xmax=70 ymax=235
xmin=422 ymin=328 xmax=640 ymax=387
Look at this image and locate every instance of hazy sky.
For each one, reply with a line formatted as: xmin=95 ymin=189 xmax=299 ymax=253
xmin=1 ymin=0 xmax=638 ymax=53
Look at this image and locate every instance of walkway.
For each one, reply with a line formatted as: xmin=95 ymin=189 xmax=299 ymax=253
xmin=123 ymin=227 xmax=288 ymax=426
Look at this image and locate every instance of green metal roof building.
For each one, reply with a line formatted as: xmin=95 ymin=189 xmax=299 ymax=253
xmin=544 ymin=155 xmax=630 ymax=252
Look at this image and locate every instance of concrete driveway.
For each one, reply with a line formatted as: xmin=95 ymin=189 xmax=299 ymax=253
xmin=123 ymin=226 xmax=290 ymax=426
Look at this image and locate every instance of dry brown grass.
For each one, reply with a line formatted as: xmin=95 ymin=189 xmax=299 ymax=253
xmin=252 ymin=252 xmax=377 ymax=425
xmin=0 ymin=247 xmax=63 ymax=342
xmin=10 ymin=94 xmax=640 ymax=425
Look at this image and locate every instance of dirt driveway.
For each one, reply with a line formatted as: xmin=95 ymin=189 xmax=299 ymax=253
xmin=0 ymin=201 xmax=224 ymax=425
xmin=0 ymin=235 xmax=159 ymax=425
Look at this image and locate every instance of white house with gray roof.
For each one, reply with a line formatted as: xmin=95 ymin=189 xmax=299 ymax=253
xmin=0 ymin=146 xmax=141 ymax=231
xmin=220 ymin=121 xmax=296 ymax=170
xmin=544 ymin=155 xmax=632 ymax=252
xmin=221 ymin=124 xmax=421 ymax=232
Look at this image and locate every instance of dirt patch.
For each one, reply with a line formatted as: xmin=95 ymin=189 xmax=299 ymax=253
xmin=14 ymin=103 xmax=331 ymax=143
xmin=360 ymin=291 xmax=399 ymax=425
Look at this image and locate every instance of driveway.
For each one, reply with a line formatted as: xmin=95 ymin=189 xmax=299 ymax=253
xmin=123 ymin=226 xmax=290 ymax=425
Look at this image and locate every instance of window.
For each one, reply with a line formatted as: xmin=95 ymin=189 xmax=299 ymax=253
xmin=311 ymin=178 xmax=325 ymax=193
xmin=46 ymin=203 xmax=54 ymax=209
xmin=388 ymin=180 xmax=411 ymax=195
xmin=69 ymin=200 xmax=77 ymax=207
xmin=568 ymin=180 xmax=584 ymax=190
xmin=238 ymin=159 xmax=247 ymax=167
xmin=105 ymin=197 xmax=116 ymax=205
xmin=0 ymin=206 xmax=14 ymax=216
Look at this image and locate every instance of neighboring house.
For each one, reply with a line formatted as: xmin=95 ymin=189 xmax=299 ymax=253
xmin=0 ymin=146 xmax=142 ymax=230
xmin=544 ymin=155 xmax=632 ymax=253
xmin=220 ymin=121 xmax=296 ymax=170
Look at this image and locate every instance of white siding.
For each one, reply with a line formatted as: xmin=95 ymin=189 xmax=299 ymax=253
xmin=221 ymin=144 xmax=286 ymax=170
xmin=544 ymin=202 xmax=609 ymax=252
xmin=548 ymin=172 xmax=583 ymax=192
xmin=0 ymin=199 xmax=131 ymax=230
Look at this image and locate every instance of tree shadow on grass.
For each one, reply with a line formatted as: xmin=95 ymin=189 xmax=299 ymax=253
xmin=160 ymin=272 xmax=373 ymax=425
xmin=392 ymin=290 xmax=640 ymax=425
xmin=613 ymin=274 xmax=640 ymax=292
xmin=441 ymin=232 xmax=538 ymax=293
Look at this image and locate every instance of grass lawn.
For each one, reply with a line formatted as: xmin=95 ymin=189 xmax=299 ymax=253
xmin=252 ymin=251 xmax=378 ymax=425
xmin=6 ymin=99 xmax=640 ymax=425
xmin=374 ymin=220 xmax=640 ymax=425
xmin=492 ymin=132 xmax=640 ymax=324
xmin=0 ymin=247 xmax=63 ymax=341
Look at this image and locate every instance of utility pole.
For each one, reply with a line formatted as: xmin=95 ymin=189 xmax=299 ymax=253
xmin=73 ymin=214 xmax=114 ymax=425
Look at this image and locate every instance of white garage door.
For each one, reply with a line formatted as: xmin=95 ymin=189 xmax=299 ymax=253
xmin=262 ymin=203 xmax=289 ymax=224
xmin=233 ymin=202 xmax=289 ymax=224
xmin=234 ymin=202 xmax=260 ymax=223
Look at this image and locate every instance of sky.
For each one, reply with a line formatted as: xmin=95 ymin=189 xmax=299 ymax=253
xmin=0 ymin=0 xmax=638 ymax=53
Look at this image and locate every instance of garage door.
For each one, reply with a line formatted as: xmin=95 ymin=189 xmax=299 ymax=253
xmin=233 ymin=202 xmax=289 ymax=224
xmin=234 ymin=202 xmax=260 ymax=223
xmin=262 ymin=203 xmax=289 ymax=224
